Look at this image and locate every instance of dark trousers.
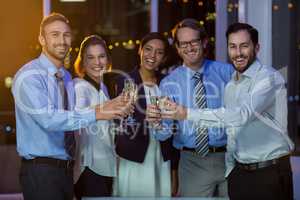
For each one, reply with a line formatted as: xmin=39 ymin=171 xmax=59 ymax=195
xmin=74 ymin=167 xmax=113 ymax=199
xmin=228 ymin=156 xmax=293 ymax=200
xmin=19 ymin=161 xmax=74 ymax=200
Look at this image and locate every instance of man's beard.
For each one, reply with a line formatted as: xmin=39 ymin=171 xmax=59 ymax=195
xmin=230 ymin=51 xmax=256 ymax=73
xmin=47 ymin=45 xmax=69 ymax=61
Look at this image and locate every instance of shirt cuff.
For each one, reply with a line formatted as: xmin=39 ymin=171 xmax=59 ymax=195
xmin=83 ymin=109 xmax=96 ymax=124
xmin=187 ymin=108 xmax=199 ymax=121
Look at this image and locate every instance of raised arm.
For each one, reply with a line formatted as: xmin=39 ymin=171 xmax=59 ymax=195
xmin=162 ymin=71 xmax=286 ymax=130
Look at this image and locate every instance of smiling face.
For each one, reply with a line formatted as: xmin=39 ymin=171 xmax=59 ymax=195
xmin=227 ymin=30 xmax=259 ymax=73
xmin=83 ymin=44 xmax=109 ymax=81
xmin=175 ymin=27 xmax=204 ymax=70
xmin=39 ymin=20 xmax=72 ymax=67
xmin=139 ymin=39 xmax=166 ymax=71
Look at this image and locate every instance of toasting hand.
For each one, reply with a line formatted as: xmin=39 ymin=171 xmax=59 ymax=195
xmin=95 ymin=93 xmax=134 ymax=120
xmin=146 ymin=103 xmax=161 ymax=124
xmin=160 ymin=99 xmax=187 ymax=120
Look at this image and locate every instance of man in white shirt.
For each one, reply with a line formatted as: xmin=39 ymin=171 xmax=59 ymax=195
xmin=148 ymin=23 xmax=294 ymax=200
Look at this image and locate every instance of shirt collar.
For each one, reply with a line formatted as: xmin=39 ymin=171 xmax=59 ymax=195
xmin=38 ymin=53 xmax=64 ymax=77
xmin=83 ymin=75 xmax=100 ymax=91
xmin=242 ymin=59 xmax=261 ymax=79
xmin=182 ymin=59 xmax=207 ymax=80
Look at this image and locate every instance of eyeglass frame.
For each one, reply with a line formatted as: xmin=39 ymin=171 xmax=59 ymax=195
xmin=176 ymin=38 xmax=202 ymax=49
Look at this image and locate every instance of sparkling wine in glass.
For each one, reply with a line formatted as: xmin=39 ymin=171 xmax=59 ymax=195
xmin=149 ymin=94 xmax=162 ymax=129
xmin=123 ymin=79 xmax=137 ymax=125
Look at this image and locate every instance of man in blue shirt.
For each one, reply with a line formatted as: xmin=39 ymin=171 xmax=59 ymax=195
xmin=158 ymin=23 xmax=294 ymax=200
xmin=12 ymin=13 xmax=130 ymax=200
xmin=150 ymin=18 xmax=233 ymax=197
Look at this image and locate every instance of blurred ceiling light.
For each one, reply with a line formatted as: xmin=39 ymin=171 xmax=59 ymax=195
xmin=5 ymin=77 xmax=13 ymax=89
xmin=4 ymin=124 xmax=13 ymax=134
xmin=60 ymin=0 xmax=86 ymax=2
xmin=128 ymin=40 xmax=133 ymax=45
xmin=124 ymin=44 xmax=135 ymax=50
xmin=124 ymin=41 xmax=135 ymax=50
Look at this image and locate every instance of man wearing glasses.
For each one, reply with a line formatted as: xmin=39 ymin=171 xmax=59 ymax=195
xmin=156 ymin=18 xmax=234 ymax=197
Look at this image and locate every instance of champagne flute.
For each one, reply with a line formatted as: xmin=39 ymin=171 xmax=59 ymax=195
xmin=158 ymin=96 xmax=168 ymax=111
xmin=123 ymin=79 xmax=137 ymax=125
xmin=149 ymin=92 xmax=162 ymax=129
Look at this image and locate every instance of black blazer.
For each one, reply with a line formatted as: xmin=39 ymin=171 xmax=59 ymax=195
xmin=115 ymin=68 xmax=179 ymax=169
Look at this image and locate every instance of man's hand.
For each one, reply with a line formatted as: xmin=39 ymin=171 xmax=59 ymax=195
xmin=95 ymin=94 xmax=134 ymax=120
xmin=161 ymin=99 xmax=187 ymax=120
xmin=146 ymin=104 xmax=161 ymax=124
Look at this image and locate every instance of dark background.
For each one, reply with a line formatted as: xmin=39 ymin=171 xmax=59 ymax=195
xmin=0 ymin=0 xmax=299 ymax=193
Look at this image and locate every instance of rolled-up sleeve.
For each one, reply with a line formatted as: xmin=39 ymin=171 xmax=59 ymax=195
xmin=187 ymin=74 xmax=284 ymax=128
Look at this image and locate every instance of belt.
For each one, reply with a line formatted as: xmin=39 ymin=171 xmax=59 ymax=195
xmin=22 ymin=157 xmax=74 ymax=170
xmin=182 ymin=146 xmax=226 ymax=153
xmin=236 ymin=155 xmax=290 ymax=171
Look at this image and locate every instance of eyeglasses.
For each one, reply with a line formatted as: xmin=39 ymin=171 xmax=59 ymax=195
xmin=177 ymin=38 xmax=201 ymax=49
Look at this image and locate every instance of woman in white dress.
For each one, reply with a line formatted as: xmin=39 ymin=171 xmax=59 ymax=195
xmin=73 ymin=35 xmax=118 ymax=199
xmin=114 ymin=32 xmax=179 ymax=197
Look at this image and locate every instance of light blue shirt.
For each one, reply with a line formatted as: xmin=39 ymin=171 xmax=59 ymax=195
xmin=12 ymin=54 xmax=96 ymax=160
xmin=187 ymin=60 xmax=294 ymax=176
xmin=158 ymin=59 xmax=234 ymax=149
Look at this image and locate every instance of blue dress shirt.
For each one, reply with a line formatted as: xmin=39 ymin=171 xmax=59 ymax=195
xmin=12 ymin=54 xmax=96 ymax=160
xmin=157 ymin=59 xmax=234 ymax=149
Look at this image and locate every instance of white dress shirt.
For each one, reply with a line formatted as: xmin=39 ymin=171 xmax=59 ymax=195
xmin=186 ymin=60 xmax=294 ymax=176
xmin=74 ymin=78 xmax=116 ymax=177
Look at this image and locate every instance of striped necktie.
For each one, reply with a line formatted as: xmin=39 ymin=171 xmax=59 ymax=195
xmin=193 ymin=72 xmax=209 ymax=157
xmin=55 ymin=71 xmax=76 ymax=159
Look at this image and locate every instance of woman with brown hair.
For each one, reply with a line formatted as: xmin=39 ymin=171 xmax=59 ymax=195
xmin=73 ymin=35 xmax=117 ymax=199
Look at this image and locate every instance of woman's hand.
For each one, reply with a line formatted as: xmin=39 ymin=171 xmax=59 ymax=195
xmin=95 ymin=94 xmax=134 ymax=120
xmin=145 ymin=104 xmax=161 ymax=123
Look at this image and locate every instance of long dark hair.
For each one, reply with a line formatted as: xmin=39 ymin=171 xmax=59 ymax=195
xmin=138 ymin=32 xmax=170 ymax=70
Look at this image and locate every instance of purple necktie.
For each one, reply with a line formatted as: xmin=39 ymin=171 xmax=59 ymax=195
xmin=55 ymin=71 xmax=76 ymax=159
